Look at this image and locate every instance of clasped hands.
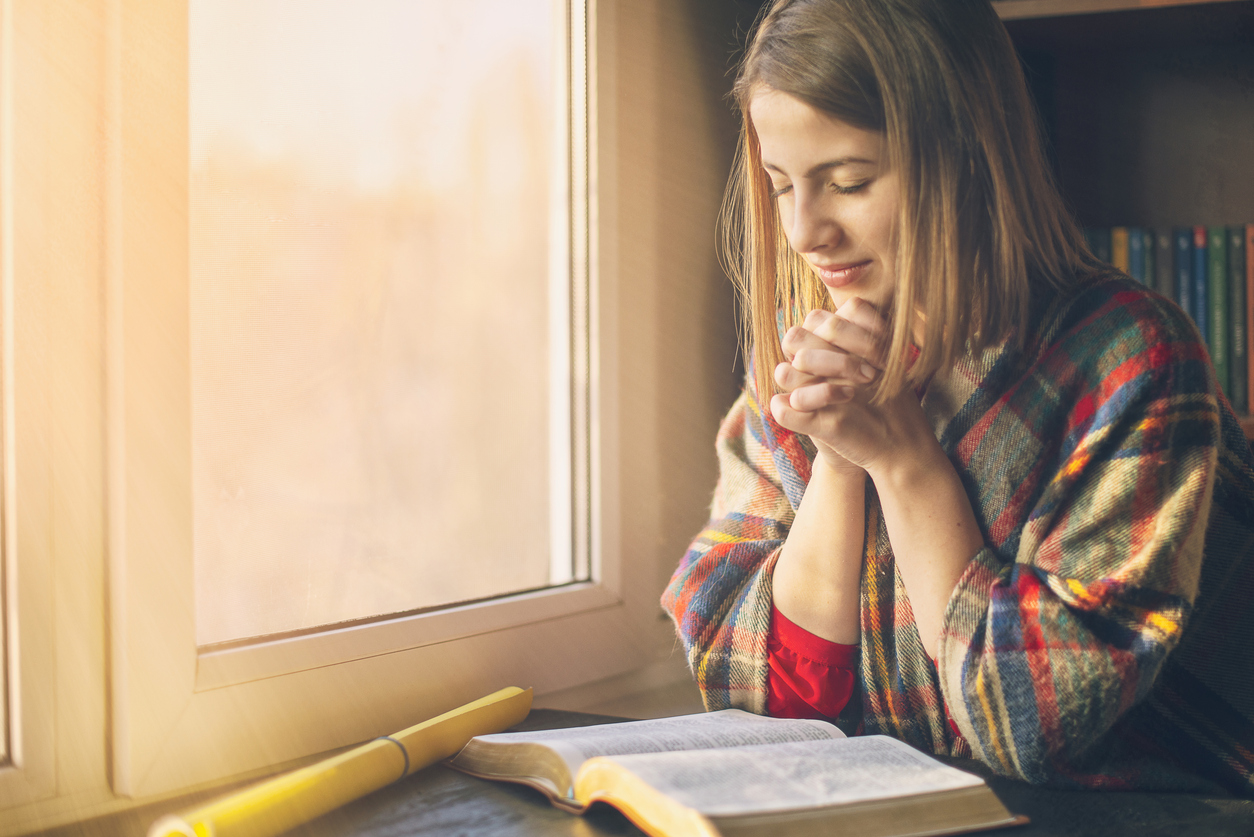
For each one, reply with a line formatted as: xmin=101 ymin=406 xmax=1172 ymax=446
xmin=770 ymin=297 xmax=930 ymax=477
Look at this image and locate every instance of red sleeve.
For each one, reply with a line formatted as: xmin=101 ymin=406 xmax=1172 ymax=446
xmin=766 ymin=604 xmax=858 ymax=721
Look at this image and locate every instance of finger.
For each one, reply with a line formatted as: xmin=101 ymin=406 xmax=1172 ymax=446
xmin=801 ymin=308 xmax=839 ymax=334
xmin=791 ymin=346 xmax=877 ymax=383
xmin=781 ymin=323 xmax=840 ymax=359
xmin=835 ymin=297 xmax=888 ymax=338
xmin=789 ymin=381 xmax=855 ymax=413
xmin=774 ymin=361 xmax=826 ymax=393
xmin=770 ymin=392 xmax=829 ymax=437
xmin=769 ymin=392 xmax=808 ymax=432
xmin=802 ymin=307 xmax=887 ymax=368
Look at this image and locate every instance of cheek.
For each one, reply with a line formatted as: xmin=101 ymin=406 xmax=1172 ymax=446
xmin=878 ymin=222 xmax=899 ymax=282
xmin=776 ymin=202 xmax=798 ymax=249
xmin=864 ymin=205 xmax=898 ymax=252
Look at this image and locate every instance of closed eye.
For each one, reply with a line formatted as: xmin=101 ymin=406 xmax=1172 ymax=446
xmin=831 ymin=181 xmax=869 ymax=195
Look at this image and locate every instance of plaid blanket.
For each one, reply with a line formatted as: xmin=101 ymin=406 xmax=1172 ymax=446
xmin=662 ymin=273 xmax=1254 ymax=794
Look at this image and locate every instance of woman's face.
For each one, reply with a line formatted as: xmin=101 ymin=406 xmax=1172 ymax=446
xmin=749 ymin=87 xmax=900 ymax=311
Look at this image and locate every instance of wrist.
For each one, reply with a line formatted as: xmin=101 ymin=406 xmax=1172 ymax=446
xmin=812 ymin=447 xmax=868 ymax=480
xmin=864 ymin=419 xmax=949 ymax=493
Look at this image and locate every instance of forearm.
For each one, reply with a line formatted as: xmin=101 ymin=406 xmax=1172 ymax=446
xmin=870 ymin=441 xmax=984 ymax=660
xmin=771 ymin=459 xmax=867 ymax=644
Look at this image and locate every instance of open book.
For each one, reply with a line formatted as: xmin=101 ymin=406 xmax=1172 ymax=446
xmin=447 ymin=709 xmax=1026 ymax=837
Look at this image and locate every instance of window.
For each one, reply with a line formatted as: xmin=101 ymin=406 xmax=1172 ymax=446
xmin=189 ymin=0 xmax=574 ymax=646
xmin=1 ymin=0 xmax=737 ymax=829
xmin=104 ymin=0 xmax=645 ymax=797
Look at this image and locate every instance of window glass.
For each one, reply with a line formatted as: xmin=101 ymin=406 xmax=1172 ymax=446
xmin=190 ymin=0 xmax=563 ymax=645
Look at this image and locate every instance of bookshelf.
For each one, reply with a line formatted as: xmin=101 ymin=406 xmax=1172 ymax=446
xmin=993 ymin=0 xmax=1254 ymax=439
xmin=995 ymin=0 xmax=1248 ymax=20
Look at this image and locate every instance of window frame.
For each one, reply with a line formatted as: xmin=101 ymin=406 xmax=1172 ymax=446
xmin=2 ymin=0 xmax=740 ymax=826
xmin=0 ymin=0 xmax=58 ymax=807
xmin=104 ymin=0 xmax=653 ymax=799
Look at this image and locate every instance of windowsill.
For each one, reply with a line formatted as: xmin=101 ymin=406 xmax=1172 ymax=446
xmin=26 ymin=658 xmax=704 ymax=837
xmin=532 ymin=655 xmax=705 ymax=719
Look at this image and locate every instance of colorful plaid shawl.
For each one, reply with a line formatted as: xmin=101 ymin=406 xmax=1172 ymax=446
xmin=662 ymin=273 xmax=1254 ymax=795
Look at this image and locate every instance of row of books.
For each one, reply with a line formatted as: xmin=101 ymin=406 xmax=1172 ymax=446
xmin=1083 ymin=224 xmax=1254 ymax=416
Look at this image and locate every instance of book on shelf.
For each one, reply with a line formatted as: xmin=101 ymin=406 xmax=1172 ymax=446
xmin=1210 ymin=226 xmax=1229 ymax=398
xmin=1128 ymin=226 xmax=1145 ymax=283
xmin=1247 ymin=224 xmax=1254 ymax=415
xmin=1228 ymin=225 xmax=1247 ymax=415
xmin=1155 ymin=230 xmax=1174 ymax=301
xmin=1141 ymin=229 xmax=1155 ymax=288
xmin=1194 ymin=226 xmax=1209 ymax=345
xmin=1112 ymin=226 xmax=1130 ymax=275
xmin=1174 ymin=227 xmax=1194 ymax=321
xmin=1089 ymin=223 xmax=1254 ymax=417
xmin=447 ymin=709 xmax=1027 ymax=837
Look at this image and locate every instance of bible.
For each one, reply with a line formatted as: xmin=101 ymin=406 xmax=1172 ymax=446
xmin=447 ymin=709 xmax=1027 ymax=837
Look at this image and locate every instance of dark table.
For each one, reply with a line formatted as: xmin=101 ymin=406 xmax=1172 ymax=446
xmin=278 ymin=709 xmax=1254 ymax=837
xmin=48 ymin=709 xmax=1254 ymax=836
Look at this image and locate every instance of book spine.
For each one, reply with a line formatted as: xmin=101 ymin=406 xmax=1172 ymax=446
xmin=1112 ymin=227 xmax=1130 ymax=274
xmin=1248 ymin=224 xmax=1254 ymax=416
xmin=1128 ymin=227 xmax=1145 ymax=282
xmin=1174 ymin=227 xmax=1193 ymax=320
xmin=1230 ymin=226 xmax=1248 ymax=415
xmin=1194 ymin=226 xmax=1208 ymax=345
xmin=1142 ymin=229 xmax=1155 ymax=289
xmin=1208 ymin=226 xmax=1228 ymax=399
xmin=1155 ymin=229 xmax=1174 ymax=300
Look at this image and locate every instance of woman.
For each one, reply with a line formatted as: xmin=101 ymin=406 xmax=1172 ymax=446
xmin=662 ymin=0 xmax=1254 ymax=795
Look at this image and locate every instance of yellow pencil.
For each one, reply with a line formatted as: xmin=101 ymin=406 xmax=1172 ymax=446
xmin=148 ymin=686 xmax=533 ymax=837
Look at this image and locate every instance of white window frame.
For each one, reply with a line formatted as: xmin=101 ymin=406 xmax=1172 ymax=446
xmin=103 ymin=0 xmax=649 ymax=799
xmin=0 ymin=0 xmax=55 ymax=806
xmin=1 ymin=0 xmax=736 ymax=827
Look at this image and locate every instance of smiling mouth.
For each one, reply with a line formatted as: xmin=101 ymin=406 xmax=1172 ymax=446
xmin=812 ymin=260 xmax=871 ymax=288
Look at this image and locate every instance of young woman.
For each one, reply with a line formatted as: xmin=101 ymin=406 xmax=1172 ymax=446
xmin=662 ymin=0 xmax=1254 ymax=795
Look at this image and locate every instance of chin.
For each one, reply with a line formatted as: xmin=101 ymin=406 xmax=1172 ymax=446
xmin=826 ymin=286 xmax=890 ymax=313
xmin=825 ymin=288 xmax=855 ymax=310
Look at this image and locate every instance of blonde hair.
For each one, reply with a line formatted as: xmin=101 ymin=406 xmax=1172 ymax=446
xmin=723 ymin=0 xmax=1098 ymax=402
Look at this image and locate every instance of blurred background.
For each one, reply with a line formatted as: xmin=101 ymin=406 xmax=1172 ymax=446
xmin=190 ymin=0 xmax=557 ymax=644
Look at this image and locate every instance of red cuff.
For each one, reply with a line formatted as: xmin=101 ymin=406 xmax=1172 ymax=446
xmin=766 ymin=605 xmax=857 ymax=720
xmin=771 ymin=606 xmax=859 ymax=668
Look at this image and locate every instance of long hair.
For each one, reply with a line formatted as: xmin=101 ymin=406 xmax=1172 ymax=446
xmin=723 ymin=0 xmax=1098 ymax=402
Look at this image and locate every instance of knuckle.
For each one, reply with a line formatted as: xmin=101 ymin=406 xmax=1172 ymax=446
xmin=826 ymin=382 xmax=854 ymax=401
xmin=818 ymin=316 xmax=847 ymax=344
xmin=803 ymin=309 xmax=828 ymax=329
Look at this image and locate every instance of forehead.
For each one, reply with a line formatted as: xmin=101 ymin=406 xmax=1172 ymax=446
xmin=749 ymin=88 xmax=883 ymax=170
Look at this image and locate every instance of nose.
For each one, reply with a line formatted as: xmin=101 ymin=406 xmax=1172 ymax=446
xmin=787 ymin=187 xmax=839 ymax=255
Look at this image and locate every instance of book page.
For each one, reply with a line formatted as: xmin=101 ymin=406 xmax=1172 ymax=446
xmin=602 ymin=735 xmax=984 ymax=817
xmin=472 ymin=710 xmax=843 ymax=785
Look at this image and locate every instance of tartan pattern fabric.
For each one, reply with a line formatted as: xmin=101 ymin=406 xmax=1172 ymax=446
xmin=661 ymin=273 xmax=1254 ymax=794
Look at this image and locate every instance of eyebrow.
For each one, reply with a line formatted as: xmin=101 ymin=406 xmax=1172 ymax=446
xmin=762 ymin=158 xmax=875 ymax=178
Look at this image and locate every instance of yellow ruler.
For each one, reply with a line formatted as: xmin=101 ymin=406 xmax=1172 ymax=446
xmin=148 ymin=686 xmax=532 ymax=837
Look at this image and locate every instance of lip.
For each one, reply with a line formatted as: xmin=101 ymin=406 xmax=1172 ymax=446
xmin=811 ymin=259 xmax=872 ymax=289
